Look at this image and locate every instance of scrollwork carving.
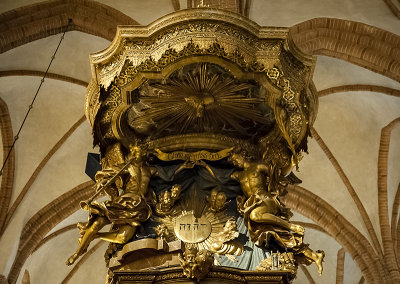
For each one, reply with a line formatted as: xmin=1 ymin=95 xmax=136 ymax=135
xmin=77 ymin=10 xmax=321 ymax=283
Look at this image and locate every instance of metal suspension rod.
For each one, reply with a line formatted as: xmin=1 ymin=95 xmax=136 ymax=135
xmin=0 ymin=19 xmax=72 ymax=177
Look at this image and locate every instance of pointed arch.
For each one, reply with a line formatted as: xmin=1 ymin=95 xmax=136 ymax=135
xmin=377 ymin=117 xmax=400 ymax=281
xmin=7 ymin=181 xmax=94 ymax=284
xmin=0 ymin=70 xmax=88 ymax=87
xmin=2 ymin=116 xmax=86 ymax=234
xmin=283 ymin=184 xmax=389 ymax=283
xmin=318 ymin=85 xmax=400 ymax=98
xmin=0 ymin=97 xmax=15 ymax=232
xmin=0 ymin=0 xmax=138 ymax=53
xmin=290 ymin=18 xmax=400 ymax=82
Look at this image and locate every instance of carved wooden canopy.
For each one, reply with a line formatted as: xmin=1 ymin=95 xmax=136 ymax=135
xmin=85 ymin=8 xmax=317 ymax=157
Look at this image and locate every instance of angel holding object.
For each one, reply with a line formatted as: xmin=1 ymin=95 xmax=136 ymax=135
xmin=229 ymin=152 xmax=324 ymax=275
xmin=66 ymin=144 xmax=156 ymax=266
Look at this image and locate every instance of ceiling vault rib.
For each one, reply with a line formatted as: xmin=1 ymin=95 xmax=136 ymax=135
xmin=7 ymin=181 xmax=95 ymax=284
xmin=21 ymin=270 xmax=30 ymax=284
xmin=291 ymin=221 xmax=327 ymax=235
xmin=0 ymin=20 xmax=70 ymax=183
xmin=171 ymin=0 xmax=180 ymax=11
xmin=310 ymin=127 xmax=384 ymax=259
xmin=32 ymin=224 xmax=77 ymax=254
xmin=391 ymin=182 xmax=400 ymax=264
xmin=318 ymin=85 xmax=400 ymax=98
xmin=1 ymin=116 xmax=86 ymax=236
xmin=396 ymin=216 xmax=400 ymax=267
xmin=244 ymin=0 xmax=251 ymax=17
xmin=0 ymin=98 xmax=14 ymax=233
xmin=0 ymin=70 xmax=88 ymax=87
xmin=299 ymin=265 xmax=316 ymax=284
xmin=0 ymin=0 xmax=139 ymax=54
xmin=377 ymin=117 xmax=400 ymax=281
xmin=61 ymin=240 xmax=104 ymax=284
xmin=336 ymin=248 xmax=345 ymax=284
xmin=238 ymin=0 xmax=244 ymax=15
xmin=382 ymin=0 xmax=400 ymax=19
xmin=290 ymin=18 xmax=400 ymax=82
xmin=284 ymin=184 xmax=387 ymax=283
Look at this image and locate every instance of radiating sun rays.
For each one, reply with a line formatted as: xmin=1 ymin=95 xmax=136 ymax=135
xmin=155 ymin=190 xmax=231 ymax=253
xmin=135 ymin=64 xmax=267 ymax=136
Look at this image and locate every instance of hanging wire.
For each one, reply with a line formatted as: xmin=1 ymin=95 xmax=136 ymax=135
xmin=0 ymin=19 xmax=72 ymax=177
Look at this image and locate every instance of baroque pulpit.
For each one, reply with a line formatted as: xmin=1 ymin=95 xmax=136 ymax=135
xmin=67 ymin=8 xmax=322 ymax=283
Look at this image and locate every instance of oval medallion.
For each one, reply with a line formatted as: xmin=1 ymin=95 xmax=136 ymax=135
xmin=174 ymin=213 xmax=211 ymax=243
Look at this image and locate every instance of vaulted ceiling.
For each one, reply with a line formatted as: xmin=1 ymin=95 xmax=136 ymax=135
xmin=0 ymin=1 xmax=399 ymax=283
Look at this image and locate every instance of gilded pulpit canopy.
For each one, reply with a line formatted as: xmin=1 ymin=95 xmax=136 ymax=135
xmin=70 ymin=8 xmax=321 ymax=283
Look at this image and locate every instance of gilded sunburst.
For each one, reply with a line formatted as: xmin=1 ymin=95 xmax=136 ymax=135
xmin=135 ymin=64 xmax=267 ymax=135
xmin=153 ymin=188 xmax=243 ymax=263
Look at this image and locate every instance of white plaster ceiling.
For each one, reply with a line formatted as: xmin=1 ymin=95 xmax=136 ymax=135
xmin=250 ymin=0 xmax=400 ymax=35
xmin=0 ymin=1 xmax=399 ymax=284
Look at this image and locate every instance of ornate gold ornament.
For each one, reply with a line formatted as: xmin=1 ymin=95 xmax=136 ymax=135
xmin=179 ymin=246 xmax=214 ymax=279
xmin=70 ymin=8 xmax=323 ymax=283
xmin=135 ymin=64 xmax=266 ymax=136
xmin=154 ymin=189 xmax=244 ymax=259
xmin=154 ymin=147 xmax=233 ymax=162
xmin=256 ymin=251 xmax=297 ymax=274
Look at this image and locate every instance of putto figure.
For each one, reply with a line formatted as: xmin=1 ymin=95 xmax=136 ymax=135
xmin=229 ymin=152 xmax=324 ymax=275
xmin=155 ymin=184 xmax=182 ymax=216
xmin=206 ymin=189 xmax=228 ymax=213
xmin=179 ymin=246 xmax=214 ymax=280
xmin=66 ymin=144 xmax=156 ymax=265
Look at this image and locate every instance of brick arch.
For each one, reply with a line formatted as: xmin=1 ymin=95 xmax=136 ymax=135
xmin=318 ymin=85 xmax=400 ymax=98
xmin=7 ymin=181 xmax=94 ymax=284
xmin=0 ymin=70 xmax=88 ymax=87
xmin=336 ymin=248 xmax=345 ymax=284
xmin=299 ymin=265 xmax=315 ymax=284
xmin=310 ymin=127 xmax=383 ymax=259
xmin=377 ymin=117 xmax=400 ymax=281
xmin=289 ymin=18 xmax=400 ymax=82
xmin=283 ymin=184 xmax=389 ymax=283
xmin=61 ymin=240 xmax=103 ymax=284
xmin=0 ymin=98 xmax=14 ymax=233
xmin=0 ymin=0 xmax=139 ymax=53
xmin=2 ymin=116 xmax=86 ymax=236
